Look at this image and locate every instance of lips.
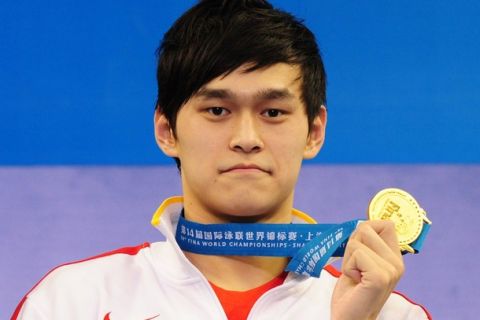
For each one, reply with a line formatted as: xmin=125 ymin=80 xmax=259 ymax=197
xmin=221 ymin=163 xmax=270 ymax=174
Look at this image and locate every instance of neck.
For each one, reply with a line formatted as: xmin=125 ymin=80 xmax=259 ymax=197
xmin=185 ymin=252 xmax=289 ymax=291
xmin=180 ymin=199 xmax=292 ymax=291
xmin=179 ymin=194 xmax=294 ymax=289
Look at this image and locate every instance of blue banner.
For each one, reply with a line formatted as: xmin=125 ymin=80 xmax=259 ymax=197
xmin=175 ymin=215 xmax=430 ymax=277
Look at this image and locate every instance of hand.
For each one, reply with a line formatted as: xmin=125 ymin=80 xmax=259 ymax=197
xmin=331 ymin=220 xmax=405 ymax=320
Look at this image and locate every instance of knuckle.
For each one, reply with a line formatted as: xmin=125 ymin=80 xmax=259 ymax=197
xmin=348 ymin=244 xmax=361 ymax=258
xmin=347 ymin=238 xmax=361 ymax=250
xmin=374 ymin=272 xmax=391 ymax=288
xmin=383 ymin=220 xmax=396 ymax=231
xmin=357 ymin=222 xmax=370 ymax=232
xmin=355 ymin=223 xmax=370 ymax=238
xmin=385 ymin=264 xmax=397 ymax=279
xmin=387 ymin=260 xmax=404 ymax=283
xmin=397 ymin=260 xmax=406 ymax=276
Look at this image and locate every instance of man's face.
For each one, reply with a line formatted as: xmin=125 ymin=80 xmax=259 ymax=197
xmin=155 ymin=63 xmax=326 ymax=223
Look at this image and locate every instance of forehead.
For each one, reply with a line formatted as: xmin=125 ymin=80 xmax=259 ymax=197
xmin=195 ymin=63 xmax=303 ymax=100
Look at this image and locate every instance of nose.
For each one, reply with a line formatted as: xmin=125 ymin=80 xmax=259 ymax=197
xmin=229 ymin=114 xmax=264 ymax=153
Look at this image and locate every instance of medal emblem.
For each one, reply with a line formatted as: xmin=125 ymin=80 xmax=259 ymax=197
xmin=368 ymin=188 xmax=432 ymax=253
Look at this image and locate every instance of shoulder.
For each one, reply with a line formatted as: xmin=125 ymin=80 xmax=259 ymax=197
xmin=316 ymin=265 xmax=432 ymax=320
xmin=12 ymin=243 xmax=153 ymax=319
xmin=33 ymin=242 xmax=153 ymax=290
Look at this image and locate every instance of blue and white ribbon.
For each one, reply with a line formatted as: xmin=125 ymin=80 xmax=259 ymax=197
xmin=175 ymin=215 xmax=430 ymax=277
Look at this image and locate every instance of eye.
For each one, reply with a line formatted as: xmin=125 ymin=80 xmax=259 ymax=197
xmin=207 ymin=107 xmax=230 ymax=116
xmin=262 ymin=109 xmax=283 ymax=118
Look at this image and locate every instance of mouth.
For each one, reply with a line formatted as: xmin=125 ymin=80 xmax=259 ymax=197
xmin=221 ymin=163 xmax=270 ymax=174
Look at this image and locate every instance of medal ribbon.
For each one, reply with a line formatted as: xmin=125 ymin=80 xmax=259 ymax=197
xmin=175 ymin=215 xmax=430 ymax=277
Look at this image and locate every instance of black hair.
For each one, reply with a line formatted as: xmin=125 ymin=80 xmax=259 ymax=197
xmin=155 ymin=0 xmax=326 ymax=168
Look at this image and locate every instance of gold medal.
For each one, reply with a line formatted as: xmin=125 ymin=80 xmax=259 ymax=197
xmin=368 ymin=188 xmax=431 ymax=253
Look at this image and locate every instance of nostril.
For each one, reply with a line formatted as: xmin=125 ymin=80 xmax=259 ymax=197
xmin=232 ymin=143 xmax=262 ymax=153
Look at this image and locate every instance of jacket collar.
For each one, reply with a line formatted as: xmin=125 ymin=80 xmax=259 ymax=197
xmin=151 ymin=196 xmax=317 ymax=229
xmin=149 ymin=196 xmax=323 ymax=283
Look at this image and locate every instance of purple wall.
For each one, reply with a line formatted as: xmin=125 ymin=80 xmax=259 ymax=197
xmin=1 ymin=165 xmax=479 ymax=319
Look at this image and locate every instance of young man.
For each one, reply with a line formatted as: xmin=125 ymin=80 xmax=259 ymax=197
xmin=13 ymin=1 xmax=430 ymax=319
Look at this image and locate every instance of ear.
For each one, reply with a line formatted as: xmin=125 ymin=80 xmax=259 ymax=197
xmin=154 ymin=109 xmax=179 ymax=157
xmin=303 ymin=105 xmax=327 ymax=159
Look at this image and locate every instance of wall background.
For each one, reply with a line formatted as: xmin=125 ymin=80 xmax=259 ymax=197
xmin=1 ymin=0 xmax=479 ymax=164
xmin=2 ymin=166 xmax=479 ymax=319
xmin=1 ymin=1 xmax=479 ymax=319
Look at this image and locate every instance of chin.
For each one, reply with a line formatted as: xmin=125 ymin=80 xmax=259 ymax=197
xmin=214 ymin=195 xmax=281 ymax=222
xmin=216 ymin=210 xmax=274 ymax=223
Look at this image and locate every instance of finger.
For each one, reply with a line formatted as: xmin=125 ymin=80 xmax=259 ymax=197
xmin=351 ymin=221 xmax=403 ymax=269
xmin=363 ymin=220 xmax=402 ymax=255
xmin=340 ymin=241 xmax=398 ymax=316
xmin=342 ymin=239 xmax=403 ymax=289
xmin=342 ymin=221 xmax=400 ymax=274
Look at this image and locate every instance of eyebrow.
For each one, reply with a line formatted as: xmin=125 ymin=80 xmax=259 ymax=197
xmin=195 ymin=88 xmax=295 ymax=101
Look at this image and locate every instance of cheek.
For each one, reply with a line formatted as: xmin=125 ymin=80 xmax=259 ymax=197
xmin=176 ymin=127 xmax=226 ymax=169
xmin=269 ymin=136 xmax=307 ymax=180
xmin=268 ymin=127 xmax=308 ymax=159
xmin=269 ymin=125 xmax=309 ymax=177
